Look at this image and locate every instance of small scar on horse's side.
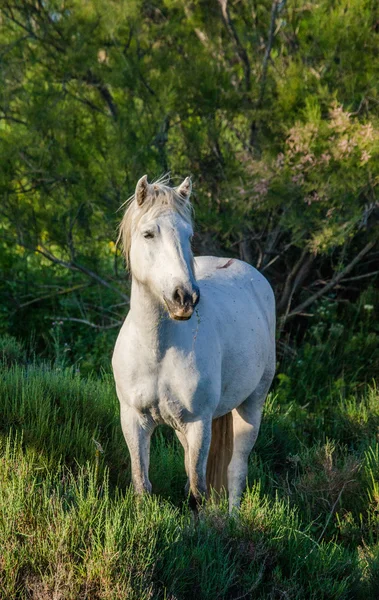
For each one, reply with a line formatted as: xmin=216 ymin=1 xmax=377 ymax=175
xmin=217 ymin=259 xmax=234 ymax=270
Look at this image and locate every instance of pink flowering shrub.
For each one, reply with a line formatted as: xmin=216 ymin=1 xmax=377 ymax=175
xmin=241 ymin=103 xmax=379 ymax=255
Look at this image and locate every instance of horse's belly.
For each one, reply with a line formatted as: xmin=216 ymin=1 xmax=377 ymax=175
xmin=213 ymin=323 xmax=271 ymax=417
xmin=214 ymin=367 xmax=265 ymax=418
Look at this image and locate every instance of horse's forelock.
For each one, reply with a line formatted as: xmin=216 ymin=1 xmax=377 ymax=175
xmin=117 ymin=177 xmax=193 ymax=270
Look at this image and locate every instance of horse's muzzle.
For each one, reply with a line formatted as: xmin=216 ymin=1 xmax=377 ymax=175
xmin=164 ymin=285 xmax=200 ymax=321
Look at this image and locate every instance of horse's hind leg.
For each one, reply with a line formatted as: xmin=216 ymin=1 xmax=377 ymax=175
xmin=120 ymin=403 xmax=155 ymax=495
xmin=228 ymin=370 xmax=274 ymax=512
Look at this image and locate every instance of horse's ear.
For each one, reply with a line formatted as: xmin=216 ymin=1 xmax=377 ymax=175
xmin=135 ymin=174 xmax=150 ymax=206
xmin=176 ymin=176 xmax=192 ymax=200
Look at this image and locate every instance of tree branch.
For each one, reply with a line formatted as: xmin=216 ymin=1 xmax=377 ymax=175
xmin=63 ymin=86 xmax=108 ymax=116
xmin=17 ymin=283 xmax=90 ymax=309
xmin=277 ymin=249 xmax=315 ymax=315
xmin=68 ymin=71 xmax=118 ymax=120
xmin=257 ymin=0 xmax=286 ymax=108
xmin=45 ymin=316 xmax=122 ymax=330
xmin=340 ymin=270 xmax=379 ymax=283
xmin=250 ymin=0 xmax=286 ymax=148
xmin=218 ymin=0 xmax=251 ymax=91
xmin=282 ymin=240 xmax=377 ymax=324
xmin=183 ymin=5 xmax=211 ymax=50
xmin=21 ymin=244 xmax=130 ymax=303
xmin=0 ymin=113 xmax=27 ymax=126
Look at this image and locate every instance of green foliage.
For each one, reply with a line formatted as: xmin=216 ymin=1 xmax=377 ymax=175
xmin=0 ymin=0 xmax=378 ymax=354
xmin=277 ymin=289 xmax=379 ymax=410
xmin=0 ymin=334 xmax=26 ymax=366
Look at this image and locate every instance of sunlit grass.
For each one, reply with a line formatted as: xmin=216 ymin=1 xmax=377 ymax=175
xmin=1 ymin=355 xmax=379 ymax=598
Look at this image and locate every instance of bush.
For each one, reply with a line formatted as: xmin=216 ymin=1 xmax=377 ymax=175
xmin=0 ymin=334 xmax=26 ymax=367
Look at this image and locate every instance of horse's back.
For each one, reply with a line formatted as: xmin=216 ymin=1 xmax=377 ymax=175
xmin=195 ymin=256 xmax=275 ymax=332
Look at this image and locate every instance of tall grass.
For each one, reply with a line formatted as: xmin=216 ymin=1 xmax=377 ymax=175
xmin=1 ymin=345 xmax=379 ymax=598
xmin=0 ymin=436 xmax=364 ymax=600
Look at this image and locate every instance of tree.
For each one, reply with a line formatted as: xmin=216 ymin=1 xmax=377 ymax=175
xmin=0 ymin=0 xmax=378 ymax=360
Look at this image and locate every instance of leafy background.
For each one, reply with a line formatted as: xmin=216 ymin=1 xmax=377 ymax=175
xmin=1 ymin=0 xmax=378 ymax=369
xmin=1 ymin=1 xmax=379 ymax=598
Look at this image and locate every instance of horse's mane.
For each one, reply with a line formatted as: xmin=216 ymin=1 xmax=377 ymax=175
xmin=117 ymin=174 xmax=193 ymax=269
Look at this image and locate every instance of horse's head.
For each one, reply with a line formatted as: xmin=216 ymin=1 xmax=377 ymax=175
xmin=120 ymin=175 xmax=200 ymax=321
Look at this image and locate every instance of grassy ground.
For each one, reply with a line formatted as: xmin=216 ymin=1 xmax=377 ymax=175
xmin=1 ymin=335 xmax=379 ymax=598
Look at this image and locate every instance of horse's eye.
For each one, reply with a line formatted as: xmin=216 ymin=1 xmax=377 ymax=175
xmin=143 ymin=231 xmax=155 ymax=239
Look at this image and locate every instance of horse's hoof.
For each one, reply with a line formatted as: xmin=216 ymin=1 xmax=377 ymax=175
xmin=188 ymin=492 xmax=199 ymax=512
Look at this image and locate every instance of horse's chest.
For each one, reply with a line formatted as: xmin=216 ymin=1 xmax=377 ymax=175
xmin=116 ymin=351 xmax=204 ymax=428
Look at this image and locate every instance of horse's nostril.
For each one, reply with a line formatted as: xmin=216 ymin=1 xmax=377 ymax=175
xmin=173 ymin=285 xmax=199 ymax=308
xmin=173 ymin=286 xmax=185 ymax=306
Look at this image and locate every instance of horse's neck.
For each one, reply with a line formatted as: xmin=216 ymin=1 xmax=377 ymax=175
xmin=129 ymin=278 xmax=168 ymax=352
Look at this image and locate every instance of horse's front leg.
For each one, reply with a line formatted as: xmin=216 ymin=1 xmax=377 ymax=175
xmin=175 ymin=431 xmax=190 ymax=495
xmin=185 ymin=418 xmax=212 ymax=508
xmin=120 ymin=403 xmax=155 ymax=495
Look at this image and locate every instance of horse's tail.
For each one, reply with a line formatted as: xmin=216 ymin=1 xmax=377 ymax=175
xmin=206 ymin=413 xmax=234 ymax=496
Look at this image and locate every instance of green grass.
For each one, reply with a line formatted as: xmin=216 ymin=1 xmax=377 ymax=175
xmin=1 ymin=353 xmax=379 ymax=598
xmin=0 ymin=436 xmax=364 ymax=600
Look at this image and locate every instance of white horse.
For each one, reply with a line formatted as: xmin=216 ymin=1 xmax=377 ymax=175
xmin=112 ymin=175 xmax=275 ymax=512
